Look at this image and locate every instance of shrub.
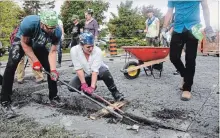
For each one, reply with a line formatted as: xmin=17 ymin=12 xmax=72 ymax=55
xmin=108 ymin=38 xmax=149 ymax=48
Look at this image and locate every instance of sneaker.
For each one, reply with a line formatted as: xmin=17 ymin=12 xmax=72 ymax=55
xmin=69 ymin=64 xmax=74 ymax=67
xmin=1 ymin=101 xmax=17 ymax=119
xmin=49 ymin=96 xmax=65 ymax=107
xmin=112 ymin=91 xmax=125 ymax=101
xmin=181 ymin=91 xmax=191 ymax=101
xmin=56 ymin=63 xmax=61 ymax=68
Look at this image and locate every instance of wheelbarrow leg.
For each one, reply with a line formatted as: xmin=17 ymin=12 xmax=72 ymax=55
xmin=151 ymin=62 xmax=164 ymax=79
xmin=143 ymin=67 xmax=152 ymax=76
xmin=138 ymin=60 xmax=152 ymax=77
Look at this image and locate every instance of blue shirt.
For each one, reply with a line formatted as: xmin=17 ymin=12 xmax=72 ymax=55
xmin=16 ymin=15 xmax=62 ymax=48
xmin=168 ymin=1 xmax=201 ymax=33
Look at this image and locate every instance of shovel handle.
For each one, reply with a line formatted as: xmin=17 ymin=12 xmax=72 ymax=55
xmin=42 ymin=69 xmax=124 ymax=120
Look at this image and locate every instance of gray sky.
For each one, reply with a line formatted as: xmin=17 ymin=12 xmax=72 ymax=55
xmin=53 ymin=0 xmax=219 ymax=29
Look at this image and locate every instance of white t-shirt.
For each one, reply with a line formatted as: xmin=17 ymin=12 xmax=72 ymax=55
xmin=70 ymin=45 xmax=108 ymax=75
xmin=145 ymin=17 xmax=159 ymax=38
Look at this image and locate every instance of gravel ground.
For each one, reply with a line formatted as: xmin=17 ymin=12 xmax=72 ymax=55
xmin=0 ymin=54 xmax=219 ymax=138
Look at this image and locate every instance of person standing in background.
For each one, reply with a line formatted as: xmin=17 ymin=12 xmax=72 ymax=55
xmin=69 ymin=14 xmax=82 ymax=67
xmin=84 ymin=9 xmax=99 ymax=42
xmin=57 ymin=15 xmax=65 ymax=68
xmin=144 ymin=9 xmax=160 ymax=46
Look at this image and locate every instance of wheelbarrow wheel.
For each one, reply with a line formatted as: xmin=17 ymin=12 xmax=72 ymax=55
xmin=123 ymin=61 xmax=140 ymax=79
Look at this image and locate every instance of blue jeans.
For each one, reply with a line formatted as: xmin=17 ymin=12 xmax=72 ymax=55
xmin=57 ymin=40 xmax=62 ymax=64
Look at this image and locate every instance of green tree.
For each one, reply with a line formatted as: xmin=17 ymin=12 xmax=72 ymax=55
xmin=60 ymin=0 xmax=109 ymax=35
xmin=99 ymin=28 xmax=108 ymax=38
xmin=107 ymin=1 xmax=145 ymax=38
xmin=141 ymin=5 xmax=163 ymax=19
xmin=23 ymin=0 xmax=55 ymax=15
xmin=0 ymin=0 xmax=23 ymax=47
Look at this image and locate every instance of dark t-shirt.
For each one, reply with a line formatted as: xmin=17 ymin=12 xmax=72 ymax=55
xmin=16 ymin=15 xmax=62 ymax=49
xmin=70 ymin=23 xmax=81 ymax=47
xmin=71 ymin=23 xmax=81 ymax=38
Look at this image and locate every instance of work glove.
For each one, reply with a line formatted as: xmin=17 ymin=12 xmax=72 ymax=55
xmin=33 ymin=61 xmax=42 ymax=71
xmin=165 ymin=32 xmax=171 ymax=43
xmin=204 ymin=26 xmax=216 ymax=43
xmin=50 ymin=70 xmax=59 ymax=81
xmin=160 ymin=27 xmax=167 ymax=38
xmin=80 ymin=83 xmax=88 ymax=92
xmin=83 ymin=86 xmax=95 ymax=95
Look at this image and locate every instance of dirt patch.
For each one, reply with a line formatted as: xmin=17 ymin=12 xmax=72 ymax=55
xmin=152 ymin=108 xmax=189 ymax=120
xmin=57 ymin=103 xmax=97 ymax=117
xmin=10 ymin=90 xmax=33 ymax=108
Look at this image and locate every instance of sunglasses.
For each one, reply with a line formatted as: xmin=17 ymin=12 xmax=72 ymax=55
xmin=45 ymin=25 xmax=56 ymax=31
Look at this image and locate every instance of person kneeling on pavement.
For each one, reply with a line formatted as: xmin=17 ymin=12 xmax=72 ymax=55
xmin=68 ymin=32 xmax=124 ymax=101
xmin=0 ymin=11 xmax=63 ymax=119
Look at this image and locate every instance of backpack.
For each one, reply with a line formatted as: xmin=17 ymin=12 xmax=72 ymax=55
xmin=10 ymin=26 xmax=19 ymax=45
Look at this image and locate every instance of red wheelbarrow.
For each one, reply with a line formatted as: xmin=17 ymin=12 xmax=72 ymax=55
xmin=121 ymin=46 xmax=170 ymax=79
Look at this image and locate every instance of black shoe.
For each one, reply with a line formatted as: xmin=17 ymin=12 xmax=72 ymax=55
xmin=173 ymin=70 xmax=180 ymax=75
xmin=49 ymin=96 xmax=65 ymax=107
xmin=112 ymin=91 xmax=125 ymax=101
xmin=1 ymin=101 xmax=17 ymax=119
xmin=69 ymin=64 xmax=74 ymax=67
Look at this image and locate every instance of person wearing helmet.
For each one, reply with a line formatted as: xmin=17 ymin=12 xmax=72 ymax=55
xmin=69 ymin=32 xmax=124 ymax=101
xmin=84 ymin=9 xmax=99 ymax=41
xmin=0 ymin=11 xmax=63 ymax=119
xmin=69 ymin=14 xmax=82 ymax=67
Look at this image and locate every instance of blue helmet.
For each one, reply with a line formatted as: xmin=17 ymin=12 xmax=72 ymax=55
xmin=79 ymin=32 xmax=94 ymax=46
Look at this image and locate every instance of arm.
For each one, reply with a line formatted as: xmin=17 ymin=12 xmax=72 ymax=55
xmin=169 ymin=27 xmax=174 ymax=34
xmin=144 ymin=20 xmax=148 ymax=33
xmin=163 ymin=8 xmax=174 ymax=28
xmin=48 ymin=45 xmax=57 ymax=70
xmin=91 ymin=72 xmax=98 ymax=88
xmin=90 ymin=51 xmax=102 ymax=87
xmin=156 ymin=19 xmax=160 ymax=36
xmin=70 ymin=47 xmax=86 ymax=84
xmin=21 ymin=36 xmax=38 ymax=62
xmin=201 ymin=0 xmax=210 ymax=27
xmin=76 ymin=69 xmax=86 ymax=84
xmin=201 ymin=0 xmax=216 ymax=42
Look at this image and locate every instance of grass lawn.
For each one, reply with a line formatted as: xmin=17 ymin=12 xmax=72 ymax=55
xmin=62 ymin=48 xmax=70 ymax=53
xmin=0 ymin=54 xmax=8 ymax=62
